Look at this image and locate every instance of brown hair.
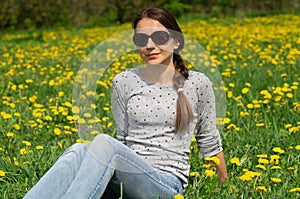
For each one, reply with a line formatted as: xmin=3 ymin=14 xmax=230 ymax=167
xmin=133 ymin=7 xmax=194 ymax=132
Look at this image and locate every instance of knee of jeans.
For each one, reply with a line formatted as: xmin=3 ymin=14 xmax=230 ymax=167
xmin=64 ymin=143 xmax=86 ymax=154
xmin=89 ymin=134 xmax=116 ymax=154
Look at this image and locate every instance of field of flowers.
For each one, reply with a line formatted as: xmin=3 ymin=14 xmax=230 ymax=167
xmin=0 ymin=14 xmax=299 ymax=198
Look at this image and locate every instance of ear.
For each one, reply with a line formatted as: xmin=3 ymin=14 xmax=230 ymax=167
xmin=174 ymin=41 xmax=180 ymax=49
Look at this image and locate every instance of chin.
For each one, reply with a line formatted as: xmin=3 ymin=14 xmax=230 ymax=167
xmin=146 ymin=59 xmax=164 ymax=65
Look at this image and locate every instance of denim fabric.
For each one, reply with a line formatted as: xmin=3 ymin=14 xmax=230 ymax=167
xmin=23 ymin=134 xmax=184 ymax=199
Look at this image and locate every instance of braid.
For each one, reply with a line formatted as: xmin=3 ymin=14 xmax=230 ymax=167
xmin=173 ymin=54 xmax=194 ymax=132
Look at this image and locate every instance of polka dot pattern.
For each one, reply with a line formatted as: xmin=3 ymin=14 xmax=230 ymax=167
xmin=111 ymin=67 xmax=223 ymax=188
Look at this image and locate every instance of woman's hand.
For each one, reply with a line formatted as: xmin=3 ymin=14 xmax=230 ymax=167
xmin=214 ymin=151 xmax=228 ymax=185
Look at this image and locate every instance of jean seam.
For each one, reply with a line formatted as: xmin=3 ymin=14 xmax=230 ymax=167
xmin=88 ymin=154 xmax=116 ymax=199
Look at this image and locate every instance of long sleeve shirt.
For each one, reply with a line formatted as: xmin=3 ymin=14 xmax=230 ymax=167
xmin=111 ymin=67 xmax=223 ymax=188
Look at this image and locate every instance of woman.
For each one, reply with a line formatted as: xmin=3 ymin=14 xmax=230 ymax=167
xmin=24 ymin=7 xmax=227 ymax=199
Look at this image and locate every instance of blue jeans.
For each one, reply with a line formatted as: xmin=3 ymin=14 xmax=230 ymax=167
xmin=23 ymin=134 xmax=184 ymax=199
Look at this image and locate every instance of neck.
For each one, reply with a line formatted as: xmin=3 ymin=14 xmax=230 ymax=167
xmin=141 ymin=64 xmax=176 ymax=85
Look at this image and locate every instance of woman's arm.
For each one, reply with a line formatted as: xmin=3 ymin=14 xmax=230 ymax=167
xmin=215 ymin=151 xmax=228 ymax=184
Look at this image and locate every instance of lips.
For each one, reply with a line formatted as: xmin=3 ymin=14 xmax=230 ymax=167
xmin=147 ymin=53 xmax=160 ymax=58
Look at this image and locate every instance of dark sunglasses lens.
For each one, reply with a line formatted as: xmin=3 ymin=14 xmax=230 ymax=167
xmin=133 ymin=34 xmax=148 ymax=47
xmin=152 ymin=31 xmax=170 ymax=45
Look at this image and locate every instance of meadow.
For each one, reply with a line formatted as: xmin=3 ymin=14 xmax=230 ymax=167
xmin=0 ymin=14 xmax=299 ymax=198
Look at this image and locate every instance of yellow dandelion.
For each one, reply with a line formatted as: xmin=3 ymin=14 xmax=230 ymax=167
xmin=272 ymin=147 xmax=284 ymax=154
xmin=190 ymin=171 xmax=200 ymax=177
xmin=227 ymin=91 xmax=233 ymax=98
xmin=205 ymin=157 xmax=220 ymax=165
xmin=289 ymin=188 xmax=300 ymax=193
xmin=240 ymin=111 xmax=249 ymax=117
xmin=36 ymin=145 xmax=44 ymax=150
xmin=257 ymin=154 xmax=268 ymax=158
xmin=230 ymin=157 xmax=240 ymax=166
xmin=241 ymin=87 xmax=249 ymax=94
xmin=20 ymin=148 xmax=27 ymax=155
xmin=6 ymin=132 xmax=14 ymax=137
xmin=83 ymin=113 xmax=92 ymax=118
xmin=288 ymin=167 xmax=294 ymax=171
xmin=103 ymin=107 xmax=110 ymax=111
xmin=54 ymin=128 xmax=62 ymax=136
xmin=76 ymin=139 xmax=83 ymax=143
xmin=22 ymin=141 xmax=31 ymax=147
xmin=286 ymin=93 xmax=293 ymax=98
xmin=78 ymin=118 xmax=86 ymax=124
xmin=245 ymin=171 xmax=261 ymax=178
xmin=247 ymin=103 xmax=254 ymax=109
xmin=256 ymin=186 xmax=267 ymax=192
xmin=255 ymin=165 xmax=266 ymax=170
xmin=271 ymin=166 xmax=281 ymax=170
xmin=0 ymin=170 xmax=6 ymax=177
xmin=258 ymin=158 xmax=269 ymax=164
xmin=49 ymin=80 xmax=55 ymax=86
xmin=58 ymin=91 xmax=64 ymax=97
xmin=256 ymin=123 xmax=265 ymax=127
xmin=271 ymin=178 xmax=281 ymax=183
xmin=174 ymin=194 xmax=185 ymax=199
xmin=204 ymin=169 xmax=216 ymax=177
xmin=72 ymin=106 xmax=80 ymax=114
xmin=240 ymin=174 xmax=252 ymax=181
xmin=203 ymin=164 xmax=212 ymax=169
xmin=107 ymin=122 xmax=113 ymax=128
xmin=90 ymin=130 xmax=100 ymax=135
xmin=295 ymin=145 xmax=300 ymax=150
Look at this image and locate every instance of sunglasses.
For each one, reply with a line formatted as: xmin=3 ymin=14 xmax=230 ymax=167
xmin=133 ymin=31 xmax=172 ymax=47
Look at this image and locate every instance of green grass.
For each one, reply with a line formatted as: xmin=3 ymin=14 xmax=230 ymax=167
xmin=0 ymin=14 xmax=299 ymax=198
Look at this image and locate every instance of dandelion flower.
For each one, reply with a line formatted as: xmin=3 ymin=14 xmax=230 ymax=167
xmin=245 ymin=171 xmax=261 ymax=178
xmin=36 ymin=145 xmax=44 ymax=150
xmin=22 ymin=141 xmax=31 ymax=147
xmin=272 ymin=147 xmax=284 ymax=154
xmin=255 ymin=165 xmax=266 ymax=170
xmin=54 ymin=128 xmax=62 ymax=136
xmin=205 ymin=157 xmax=220 ymax=165
xmin=204 ymin=169 xmax=216 ymax=177
xmin=240 ymin=174 xmax=252 ymax=181
xmin=72 ymin=106 xmax=80 ymax=114
xmin=271 ymin=178 xmax=281 ymax=183
xmin=230 ymin=157 xmax=240 ymax=166
xmin=270 ymin=166 xmax=281 ymax=170
xmin=256 ymin=186 xmax=267 ymax=192
xmin=0 ymin=170 xmax=6 ymax=177
xmin=190 ymin=171 xmax=200 ymax=177
xmin=6 ymin=132 xmax=14 ymax=137
xmin=174 ymin=194 xmax=185 ymax=199
xmin=257 ymin=154 xmax=268 ymax=158
xmin=20 ymin=148 xmax=27 ymax=155
xmin=288 ymin=167 xmax=294 ymax=171
xmin=289 ymin=188 xmax=300 ymax=193
xmin=258 ymin=158 xmax=269 ymax=164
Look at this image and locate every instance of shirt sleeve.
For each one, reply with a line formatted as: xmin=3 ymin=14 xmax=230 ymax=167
xmin=111 ymin=76 xmax=128 ymax=144
xmin=195 ymin=74 xmax=223 ymax=158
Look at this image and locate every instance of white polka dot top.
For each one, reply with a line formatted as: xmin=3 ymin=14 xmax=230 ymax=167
xmin=111 ymin=67 xmax=223 ymax=188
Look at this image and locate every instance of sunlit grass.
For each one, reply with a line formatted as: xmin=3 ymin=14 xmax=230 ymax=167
xmin=0 ymin=14 xmax=299 ymax=198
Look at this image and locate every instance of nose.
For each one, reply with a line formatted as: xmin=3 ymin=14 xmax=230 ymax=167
xmin=146 ymin=38 xmax=156 ymax=49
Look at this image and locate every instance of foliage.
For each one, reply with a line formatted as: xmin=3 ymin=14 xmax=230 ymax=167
xmin=0 ymin=0 xmax=299 ymax=30
xmin=0 ymin=14 xmax=300 ymax=198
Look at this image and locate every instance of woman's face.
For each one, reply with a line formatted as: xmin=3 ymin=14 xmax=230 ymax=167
xmin=134 ymin=18 xmax=179 ymax=68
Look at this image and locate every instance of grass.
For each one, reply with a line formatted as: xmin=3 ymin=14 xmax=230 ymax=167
xmin=0 ymin=14 xmax=299 ymax=198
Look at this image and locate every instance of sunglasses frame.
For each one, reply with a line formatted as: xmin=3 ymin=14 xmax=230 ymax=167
xmin=133 ymin=31 xmax=172 ymax=47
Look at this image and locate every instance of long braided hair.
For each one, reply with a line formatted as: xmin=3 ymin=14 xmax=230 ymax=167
xmin=133 ymin=7 xmax=194 ymax=132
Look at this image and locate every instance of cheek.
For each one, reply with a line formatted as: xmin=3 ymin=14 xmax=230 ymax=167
xmin=139 ymin=49 xmax=147 ymax=60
